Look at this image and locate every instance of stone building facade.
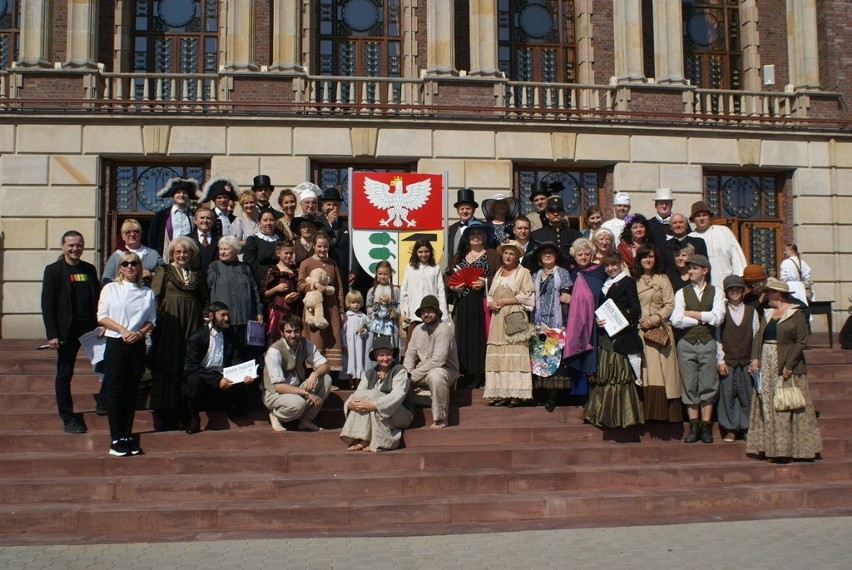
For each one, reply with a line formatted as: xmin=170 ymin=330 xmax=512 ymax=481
xmin=0 ymin=0 xmax=849 ymax=338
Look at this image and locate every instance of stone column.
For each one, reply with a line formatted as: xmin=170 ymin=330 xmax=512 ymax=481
xmin=270 ymin=0 xmax=304 ymax=72
xmin=468 ymin=0 xmax=500 ymax=77
xmin=426 ymin=0 xmax=457 ymax=75
xmin=612 ymin=0 xmax=645 ymax=82
xmin=65 ymin=0 xmax=99 ymax=69
xmin=785 ymin=0 xmax=820 ymax=89
xmin=17 ymin=0 xmax=52 ymax=68
xmin=739 ymin=0 xmax=761 ymax=91
xmin=652 ymin=0 xmax=685 ymax=84
xmin=224 ymin=0 xmax=259 ymax=71
xmin=574 ymin=0 xmax=594 ymax=84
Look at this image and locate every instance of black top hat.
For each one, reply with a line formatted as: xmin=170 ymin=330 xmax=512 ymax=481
xmin=369 ymin=336 xmax=399 ymax=361
xmin=454 ymin=188 xmax=478 ymax=209
xmin=415 ymin=295 xmax=443 ymax=319
xmin=157 ymin=177 xmax=200 ymax=199
xmin=252 ymin=175 xmax=274 ymax=190
xmin=289 ymin=215 xmax=326 ymax=236
xmin=321 ymin=187 xmax=343 ymax=202
xmin=529 ymin=181 xmax=551 ymax=199
xmin=546 ymin=195 xmax=565 ymax=212
xmin=200 ymin=176 xmax=239 ymax=202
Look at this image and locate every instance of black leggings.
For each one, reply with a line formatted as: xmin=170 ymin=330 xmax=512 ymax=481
xmin=103 ymin=337 xmax=146 ymax=441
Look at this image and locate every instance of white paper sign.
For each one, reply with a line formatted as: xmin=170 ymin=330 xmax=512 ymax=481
xmin=595 ymin=298 xmax=629 ymax=337
xmin=246 ymin=320 xmax=266 ymax=347
xmin=78 ymin=329 xmax=106 ymax=365
xmin=223 ymin=360 xmax=259 ymax=384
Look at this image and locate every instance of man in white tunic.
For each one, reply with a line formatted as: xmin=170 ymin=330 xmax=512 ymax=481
xmin=687 ymin=201 xmax=747 ymax=290
xmin=600 ymin=191 xmax=631 ymax=239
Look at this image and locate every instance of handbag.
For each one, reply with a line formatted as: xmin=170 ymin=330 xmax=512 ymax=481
xmin=643 ymin=324 xmax=670 ymax=347
xmin=504 ymin=311 xmax=528 ymax=336
xmin=774 ymin=377 xmax=806 ymax=412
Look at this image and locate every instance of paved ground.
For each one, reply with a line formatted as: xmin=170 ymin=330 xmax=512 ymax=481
xmin=1 ymin=516 xmax=850 ymax=569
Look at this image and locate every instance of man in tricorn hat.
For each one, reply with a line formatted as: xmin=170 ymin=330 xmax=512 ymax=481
xmin=403 ymin=295 xmax=460 ymax=429
xmin=200 ymin=176 xmax=239 ymax=237
xmin=147 ymin=177 xmax=199 ymax=258
xmin=447 ymin=188 xmax=481 ymax=260
xmin=251 ymin=175 xmax=282 ymax=219
xmin=530 ymin=195 xmax=582 ymax=266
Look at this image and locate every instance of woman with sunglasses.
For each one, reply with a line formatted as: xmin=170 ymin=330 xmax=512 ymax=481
xmin=98 ymin=253 xmax=157 ymax=457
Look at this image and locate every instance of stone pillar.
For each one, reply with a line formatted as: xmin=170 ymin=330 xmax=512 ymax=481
xmin=612 ymin=0 xmax=645 ymax=82
xmin=468 ymin=0 xmax=500 ymax=77
xmin=426 ymin=0 xmax=457 ymax=75
xmin=65 ymin=0 xmax=99 ymax=69
xmin=786 ymin=0 xmax=820 ymax=89
xmin=652 ymin=0 xmax=685 ymax=84
xmin=739 ymin=0 xmax=761 ymax=91
xmin=270 ymin=0 xmax=304 ymax=72
xmin=224 ymin=0 xmax=259 ymax=71
xmin=575 ymin=0 xmax=594 ymax=84
xmin=17 ymin=0 xmax=52 ymax=68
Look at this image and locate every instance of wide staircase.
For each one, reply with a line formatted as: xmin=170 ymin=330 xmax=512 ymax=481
xmin=1 ymin=337 xmax=850 ymax=544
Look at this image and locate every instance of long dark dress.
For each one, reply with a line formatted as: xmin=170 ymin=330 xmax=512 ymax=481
xmin=149 ymin=264 xmax=207 ymax=427
xmin=450 ymin=253 xmax=493 ymax=378
xmin=243 ymin=234 xmax=280 ymax=287
xmin=582 ymin=275 xmax=644 ymax=429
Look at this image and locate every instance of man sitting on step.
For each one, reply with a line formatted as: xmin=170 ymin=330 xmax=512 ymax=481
xmin=183 ymin=302 xmax=255 ymax=434
xmin=262 ymin=313 xmax=332 ymax=432
xmin=403 ymin=295 xmax=460 ymax=429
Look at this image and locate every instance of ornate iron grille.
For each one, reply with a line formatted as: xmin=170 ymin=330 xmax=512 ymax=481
xmin=683 ymin=0 xmax=742 ymax=109
xmin=114 ymin=164 xmax=205 ymax=213
xmin=516 ymin=167 xmax=600 ymax=222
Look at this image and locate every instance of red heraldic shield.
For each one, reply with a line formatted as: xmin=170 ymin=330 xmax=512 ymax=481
xmin=351 ymin=172 xmax=443 ymax=231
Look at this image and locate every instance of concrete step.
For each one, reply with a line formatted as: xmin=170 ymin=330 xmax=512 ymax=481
xmin=1 ymin=456 xmax=849 ymax=505
xmin=2 ymin=480 xmax=851 ymax=537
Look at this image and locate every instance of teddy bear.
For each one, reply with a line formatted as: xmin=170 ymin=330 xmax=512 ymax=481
xmin=303 ymin=267 xmax=335 ymax=329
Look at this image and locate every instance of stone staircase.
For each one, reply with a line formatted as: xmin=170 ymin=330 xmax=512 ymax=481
xmin=1 ymin=338 xmax=850 ymax=545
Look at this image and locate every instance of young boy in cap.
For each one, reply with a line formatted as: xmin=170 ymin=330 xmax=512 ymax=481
xmin=671 ymin=254 xmax=725 ymax=443
xmin=716 ymin=274 xmax=760 ymax=442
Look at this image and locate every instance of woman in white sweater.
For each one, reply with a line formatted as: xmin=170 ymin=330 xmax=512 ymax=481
xmin=399 ymin=239 xmax=449 ymax=346
xmin=98 ymin=252 xmax=157 ymax=457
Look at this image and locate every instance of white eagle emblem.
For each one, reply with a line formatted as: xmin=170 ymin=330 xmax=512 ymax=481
xmin=363 ymin=176 xmax=432 ymax=228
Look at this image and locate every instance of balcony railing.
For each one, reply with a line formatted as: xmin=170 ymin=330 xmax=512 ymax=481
xmin=97 ymin=72 xmax=221 ymax=111
xmin=296 ymin=75 xmax=425 ymax=115
xmin=685 ymin=88 xmax=800 ymax=123
xmin=503 ymin=82 xmax=621 ymax=116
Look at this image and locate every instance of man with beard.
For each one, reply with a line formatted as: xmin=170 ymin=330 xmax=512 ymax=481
xmin=251 ymin=174 xmax=283 ymax=219
xmin=530 ymin=196 xmax=582 ymax=266
xmin=183 ymin=302 xmax=255 ymax=434
xmin=262 ymin=313 xmax=332 ymax=432
xmin=403 ymin=296 xmax=460 ymax=429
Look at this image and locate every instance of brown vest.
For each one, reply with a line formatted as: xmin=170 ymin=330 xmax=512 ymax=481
xmin=721 ymin=304 xmax=756 ymax=366
xmin=681 ymin=284 xmax=715 ymax=344
xmin=262 ymin=337 xmax=307 ymax=393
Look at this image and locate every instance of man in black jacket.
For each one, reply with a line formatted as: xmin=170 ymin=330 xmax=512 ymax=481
xmin=183 ymin=302 xmax=255 ymax=434
xmin=41 ymin=230 xmax=102 ymax=434
xmin=530 ymin=196 xmax=582 ymax=267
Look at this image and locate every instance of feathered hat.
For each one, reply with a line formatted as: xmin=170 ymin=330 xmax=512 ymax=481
xmin=157 ymin=177 xmax=200 ymax=199
xmin=199 ymin=176 xmax=240 ymax=203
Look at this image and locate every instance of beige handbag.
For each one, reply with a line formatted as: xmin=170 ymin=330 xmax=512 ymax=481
xmin=774 ymin=377 xmax=806 ymax=412
xmin=504 ymin=311 xmax=529 ymax=336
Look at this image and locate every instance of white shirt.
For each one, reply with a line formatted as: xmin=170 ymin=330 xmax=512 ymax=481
xmin=671 ymin=281 xmax=725 ymax=330
xmin=601 ymin=218 xmax=625 ymax=240
xmin=171 ymin=205 xmax=192 ymax=238
xmin=399 ymin=264 xmax=450 ymax=323
xmin=97 ymin=281 xmax=157 ymax=338
xmin=214 ymin=207 xmax=231 ymax=235
xmin=779 ymin=256 xmax=811 ymax=283
xmin=201 ymin=324 xmax=225 ymax=372
xmin=197 ymin=229 xmax=213 ymax=246
xmin=688 ymin=225 xmax=747 ymax=290
xmin=265 ymin=340 xmax=327 ymax=386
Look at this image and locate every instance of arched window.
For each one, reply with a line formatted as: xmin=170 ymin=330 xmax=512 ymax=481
xmin=498 ymin=0 xmax=577 ymax=83
xmin=515 ymin=166 xmax=601 ymax=230
xmin=683 ymin=0 xmax=741 ymax=90
xmin=0 ymin=0 xmax=20 ymax=70
xmin=317 ymin=0 xmax=402 ymax=78
xmin=132 ymin=0 xmax=219 ymax=98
